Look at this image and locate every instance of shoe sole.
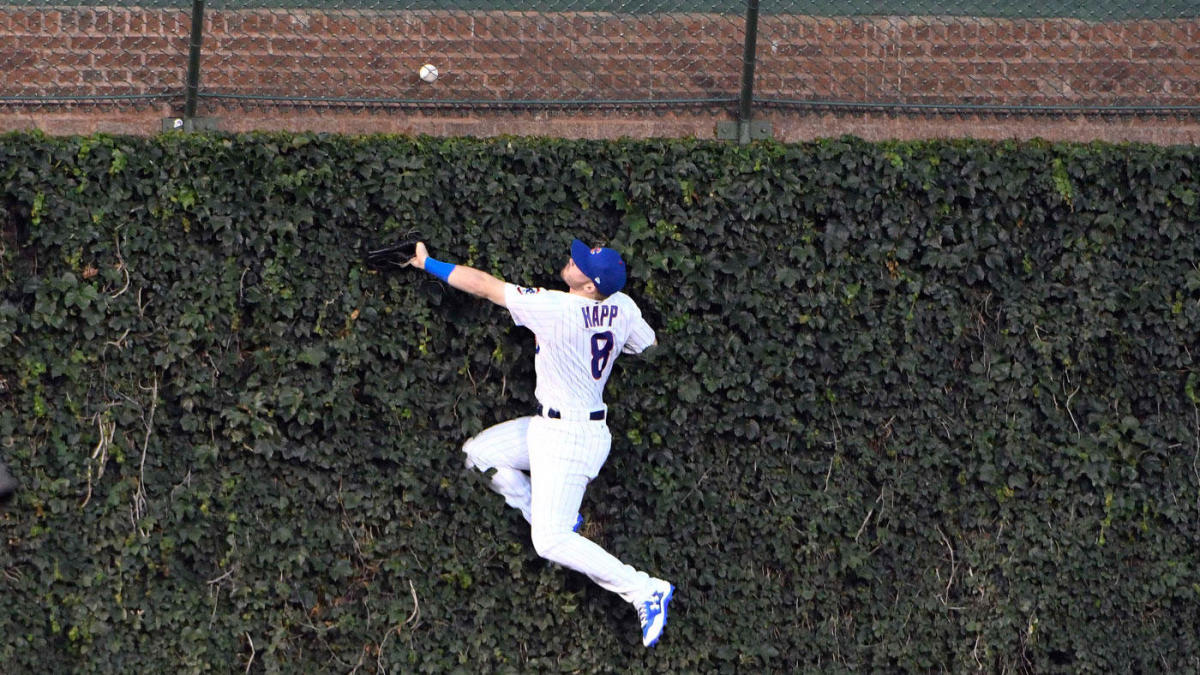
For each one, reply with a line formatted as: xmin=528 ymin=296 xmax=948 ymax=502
xmin=645 ymin=583 xmax=674 ymax=648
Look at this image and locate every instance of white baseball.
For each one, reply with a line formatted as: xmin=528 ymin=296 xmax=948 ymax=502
xmin=419 ymin=64 xmax=438 ymax=83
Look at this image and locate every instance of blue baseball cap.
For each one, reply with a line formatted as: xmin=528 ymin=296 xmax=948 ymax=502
xmin=571 ymin=238 xmax=627 ymax=296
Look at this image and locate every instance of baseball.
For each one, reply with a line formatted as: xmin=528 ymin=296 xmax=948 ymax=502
xmin=419 ymin=64 xmax=438 ymax=83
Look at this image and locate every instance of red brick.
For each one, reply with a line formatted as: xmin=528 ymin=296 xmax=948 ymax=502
xmin=982 ymin=44 xmax=1030 ymax=59
xmin=929 ymin=43 xmax=976 ymax=59
xmin=969 ymin=61 xmax=1003 ymax=76
xmin=36 ymin=9 xmax=63 ymax=35
xmin=1083 ymin=45 xmax=1130 ymax=61
xmin=104 ymin=10 xmax=130 ymax=33
xmin=144 ymin=52 xmax=184 ymax=70
xmin=1027 ymin=43 xmax=1085 ymax=60
xmin=1132 ymin=45 xmax=1178 ymax=60
xmin=7 ymin=10 xmax=37 ymax=32
xmin=1154 ymin=21 xmax=1194 ymax=43
xmin=472 ymin=38 xmax=526 ymax=56
xmin=267 ymin=37 xmax=322 ymax=54
xmin=135 ymin=11 xmax=163 ymax=35
xmin=94 ymin=49 xmax=143 ymax=69
xmin=419 ymin=14 xmax=475 ymax=39
xmin=68 ymin=36 xmax=113 ymax=51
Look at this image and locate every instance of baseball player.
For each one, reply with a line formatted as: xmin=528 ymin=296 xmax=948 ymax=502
xmin=408 ymin=238 xmax=674 ymax=648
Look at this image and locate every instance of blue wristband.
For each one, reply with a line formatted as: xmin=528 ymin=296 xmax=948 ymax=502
xmin=424 ymin=257 xmax=456 ymax=282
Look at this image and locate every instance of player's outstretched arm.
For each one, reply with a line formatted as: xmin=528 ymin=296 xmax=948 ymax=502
xmin=411 ymin=242 xmax=507 ymax=307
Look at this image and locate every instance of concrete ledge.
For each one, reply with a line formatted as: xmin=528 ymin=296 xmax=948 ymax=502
xmin=3 ymin=107 xmax=1198 ymax=145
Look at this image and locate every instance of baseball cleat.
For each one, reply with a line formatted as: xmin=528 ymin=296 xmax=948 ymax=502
xmin=637 ymin=579 xmax=674 ymax=647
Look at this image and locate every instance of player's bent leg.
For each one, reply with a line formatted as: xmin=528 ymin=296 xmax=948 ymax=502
xmin=532 ymin=517 xmax=675 ymax=647
xmin=528 ymin=521 xmax=578 ymax=561
xmin=528 ymin=510 xmax=653 ymax=601
xmin=487 ymin=469 xmax=534 ymax=523
xmin=527 ymin=418 xmax=654 ymax=604
xmin=462 ymin=416 xmax=535 ymax=523
xmin=462 ymin=416 xmax=533 ymax=471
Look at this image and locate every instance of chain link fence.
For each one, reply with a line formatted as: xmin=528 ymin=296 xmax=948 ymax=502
xmin=758 ymin=2 xmax=1200 ymax=112
xmin=1 ymin=1 xmax=1198 ymax=115
xmin=197 ymin=1 xmax=747 ymax=108
xmin=0 ymin=1 xmax=189 ymax=106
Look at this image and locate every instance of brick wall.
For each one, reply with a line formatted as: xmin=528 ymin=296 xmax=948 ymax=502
xmin=755 ymin=16 xmax=1200 ymax=108
xmin=0 ymin=8 xmax=190 ymax=99
xmin=1 ymin=8 xmax=1198 ymax=142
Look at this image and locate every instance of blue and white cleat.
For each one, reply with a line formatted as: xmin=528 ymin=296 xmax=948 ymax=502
xmin=573 ymin=513 xmax=584 ymax=533
xmin=637 ymin=579 xmax=674 ymax=647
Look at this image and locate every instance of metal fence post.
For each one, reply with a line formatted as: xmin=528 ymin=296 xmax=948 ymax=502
xmin=163 ymin=0 xmax=218 ymax=132
xmin=719 ymin=1 xmax=770 ymax=142
xmin=184 ymin=0 xmax=205 ymax=123
xmin=737 ymin=0 xmax=760 ymax=145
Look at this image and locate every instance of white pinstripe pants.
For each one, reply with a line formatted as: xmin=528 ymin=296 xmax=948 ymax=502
xmin=463 ymin=415 xmax=652 ymax=603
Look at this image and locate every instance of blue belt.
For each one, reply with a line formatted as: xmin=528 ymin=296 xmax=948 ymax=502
xmin=538 ymin=405 xmax=605 ymax=421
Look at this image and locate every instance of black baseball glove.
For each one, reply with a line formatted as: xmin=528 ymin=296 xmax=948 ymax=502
xmin=364 ymin=230 xmax=422 ymax=272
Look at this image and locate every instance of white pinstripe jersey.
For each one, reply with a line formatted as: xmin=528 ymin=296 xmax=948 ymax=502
xmin=504 ymin=283 xmax=656 ymax=412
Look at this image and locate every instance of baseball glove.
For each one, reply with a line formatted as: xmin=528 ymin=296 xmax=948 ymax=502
xmin=364 ymin=230 xmax=422 ymax=271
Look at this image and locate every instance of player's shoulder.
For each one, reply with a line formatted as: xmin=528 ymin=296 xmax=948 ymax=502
xmin=606 ymin=291 xmax=643 ymax=313
xmin=511 ymin=284 xmax=548 ymax=296
xmin=509 ymin=284 xmax=572 ymax=304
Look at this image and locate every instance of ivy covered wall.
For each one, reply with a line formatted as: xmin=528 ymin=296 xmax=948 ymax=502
xmin=1 ymin=132 xmax=1198 ymax=672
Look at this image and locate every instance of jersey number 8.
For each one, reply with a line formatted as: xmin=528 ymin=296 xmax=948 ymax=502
xmin=590 ymin=331 xmax=614 ymax=379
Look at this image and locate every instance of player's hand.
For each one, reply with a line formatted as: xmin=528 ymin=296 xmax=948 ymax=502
xmin=411 ymin=242 xmax=429 ymax=270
